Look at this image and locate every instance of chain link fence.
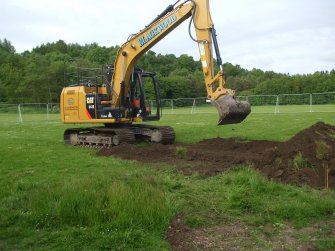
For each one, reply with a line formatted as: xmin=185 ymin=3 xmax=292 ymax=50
xmin=161 ymin=92 xmax=335 ymax=114
xmin=0 ymin=103 xmax=60 ymax=123
xmin=0 ymin=92 xmax=334 ymax=123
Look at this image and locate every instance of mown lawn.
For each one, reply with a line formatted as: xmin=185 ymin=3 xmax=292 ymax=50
xmin=0 ymin=110 xmax=334 ymax=250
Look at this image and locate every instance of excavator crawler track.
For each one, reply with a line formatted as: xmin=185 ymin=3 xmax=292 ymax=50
xmin=64 ymin=124 xmax=175 ymax=148
xmin=64 ymin=127 xmax=135 ymax=148
xmin=130 ymin=124 xmax=175 ymax=144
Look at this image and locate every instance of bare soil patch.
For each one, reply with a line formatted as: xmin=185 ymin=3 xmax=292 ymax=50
xmin=165 ymin=214 xmax=334 ymax=251
xmin=98 ymin=121 xmax=335 ymax=188
xmin=165 ymin=213 xmax=256 ymax=251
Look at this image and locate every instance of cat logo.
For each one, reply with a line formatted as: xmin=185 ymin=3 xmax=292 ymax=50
xmin=86 ymin=97 xmax=94 ymax=104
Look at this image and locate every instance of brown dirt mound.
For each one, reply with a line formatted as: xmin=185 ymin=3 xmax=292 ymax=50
xmin=97 ymin=122 xmax=335 ymax=188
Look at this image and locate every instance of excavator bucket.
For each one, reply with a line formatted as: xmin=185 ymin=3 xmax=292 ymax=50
xmin=212 ymin=96 xmax=251 ymax=125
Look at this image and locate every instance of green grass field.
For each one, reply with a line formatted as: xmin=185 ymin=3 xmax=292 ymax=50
xmin=0 ymin=107 xmax=335 ymax=250
xmin=162 ymin=104 xmax=335 ymax=115
xmin=1 ymin=104 xmax=334 ymax=123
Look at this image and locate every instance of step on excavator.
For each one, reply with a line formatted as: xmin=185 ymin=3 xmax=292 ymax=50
xmin=60 ymin=0 xmax=251 ymax=147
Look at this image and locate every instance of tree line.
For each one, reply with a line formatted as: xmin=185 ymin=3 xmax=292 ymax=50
xmin=0 ymin=38 xmax=334 ymax=103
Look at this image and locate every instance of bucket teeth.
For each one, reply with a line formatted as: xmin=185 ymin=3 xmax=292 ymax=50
xmin=212 ymin=96 xmax=251 ymax=125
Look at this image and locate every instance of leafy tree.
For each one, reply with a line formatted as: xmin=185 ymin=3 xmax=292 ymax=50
xmin=0 ymin=38 xmax=334 ymax=103
xmin=0 ymin=81 xmax=7 ymax=102
xmin=0 ymin=38 xmax=15 ymax=54
xmin=86 ymin=47 xmax=110 ymax=64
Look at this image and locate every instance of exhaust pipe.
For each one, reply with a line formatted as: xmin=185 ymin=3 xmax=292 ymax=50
xmin=212 ymin=96 xmax=251 ymax=125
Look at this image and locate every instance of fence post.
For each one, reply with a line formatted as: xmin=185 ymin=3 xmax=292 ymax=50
xmin=275 ymin=95 xmax=279 ymax=114
xmin=191 ymin=99 xmax=196 ymax=114
xmin=46 ymin=103 xmax=50 ymax=120
xmin=171 ymin=99 xmax=174 ymax=114
xmin=18 ymin=104 xmax=23 ymax=123
xmin=309 ymin=93 xmax=313 ymax=112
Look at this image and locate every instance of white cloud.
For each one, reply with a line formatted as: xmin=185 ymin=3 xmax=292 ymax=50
xmin=0 ymin=0 xmax=334 ymax=74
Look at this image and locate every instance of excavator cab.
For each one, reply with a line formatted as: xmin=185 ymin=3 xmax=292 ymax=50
xmin=62 ymin=64 xmax=160 ymax=123
xmin=129 ymin=66 xmax=160 ymax=121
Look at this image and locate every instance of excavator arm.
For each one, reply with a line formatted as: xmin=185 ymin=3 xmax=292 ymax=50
xmin=112 ymin=0 xmax=250 ymax=125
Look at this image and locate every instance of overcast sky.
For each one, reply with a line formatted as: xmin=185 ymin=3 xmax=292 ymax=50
xmin=0 ymin=0 xmax=334 ymax=74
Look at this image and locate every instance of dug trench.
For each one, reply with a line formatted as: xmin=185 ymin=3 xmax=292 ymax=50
xmin=98 ymin=121 xmax=335 ymax=189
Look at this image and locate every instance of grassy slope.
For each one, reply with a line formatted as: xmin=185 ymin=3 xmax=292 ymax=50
xmin=0 ymin=111 xmax=335 ymax=250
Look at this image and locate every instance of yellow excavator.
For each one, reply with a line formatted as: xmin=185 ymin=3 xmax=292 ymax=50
xmin=60 ymin=0 xmax=251 ymax=147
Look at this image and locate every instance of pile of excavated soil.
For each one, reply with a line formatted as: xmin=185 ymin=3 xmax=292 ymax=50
xmin=97 ymin=122 xmax=335 ymax=188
